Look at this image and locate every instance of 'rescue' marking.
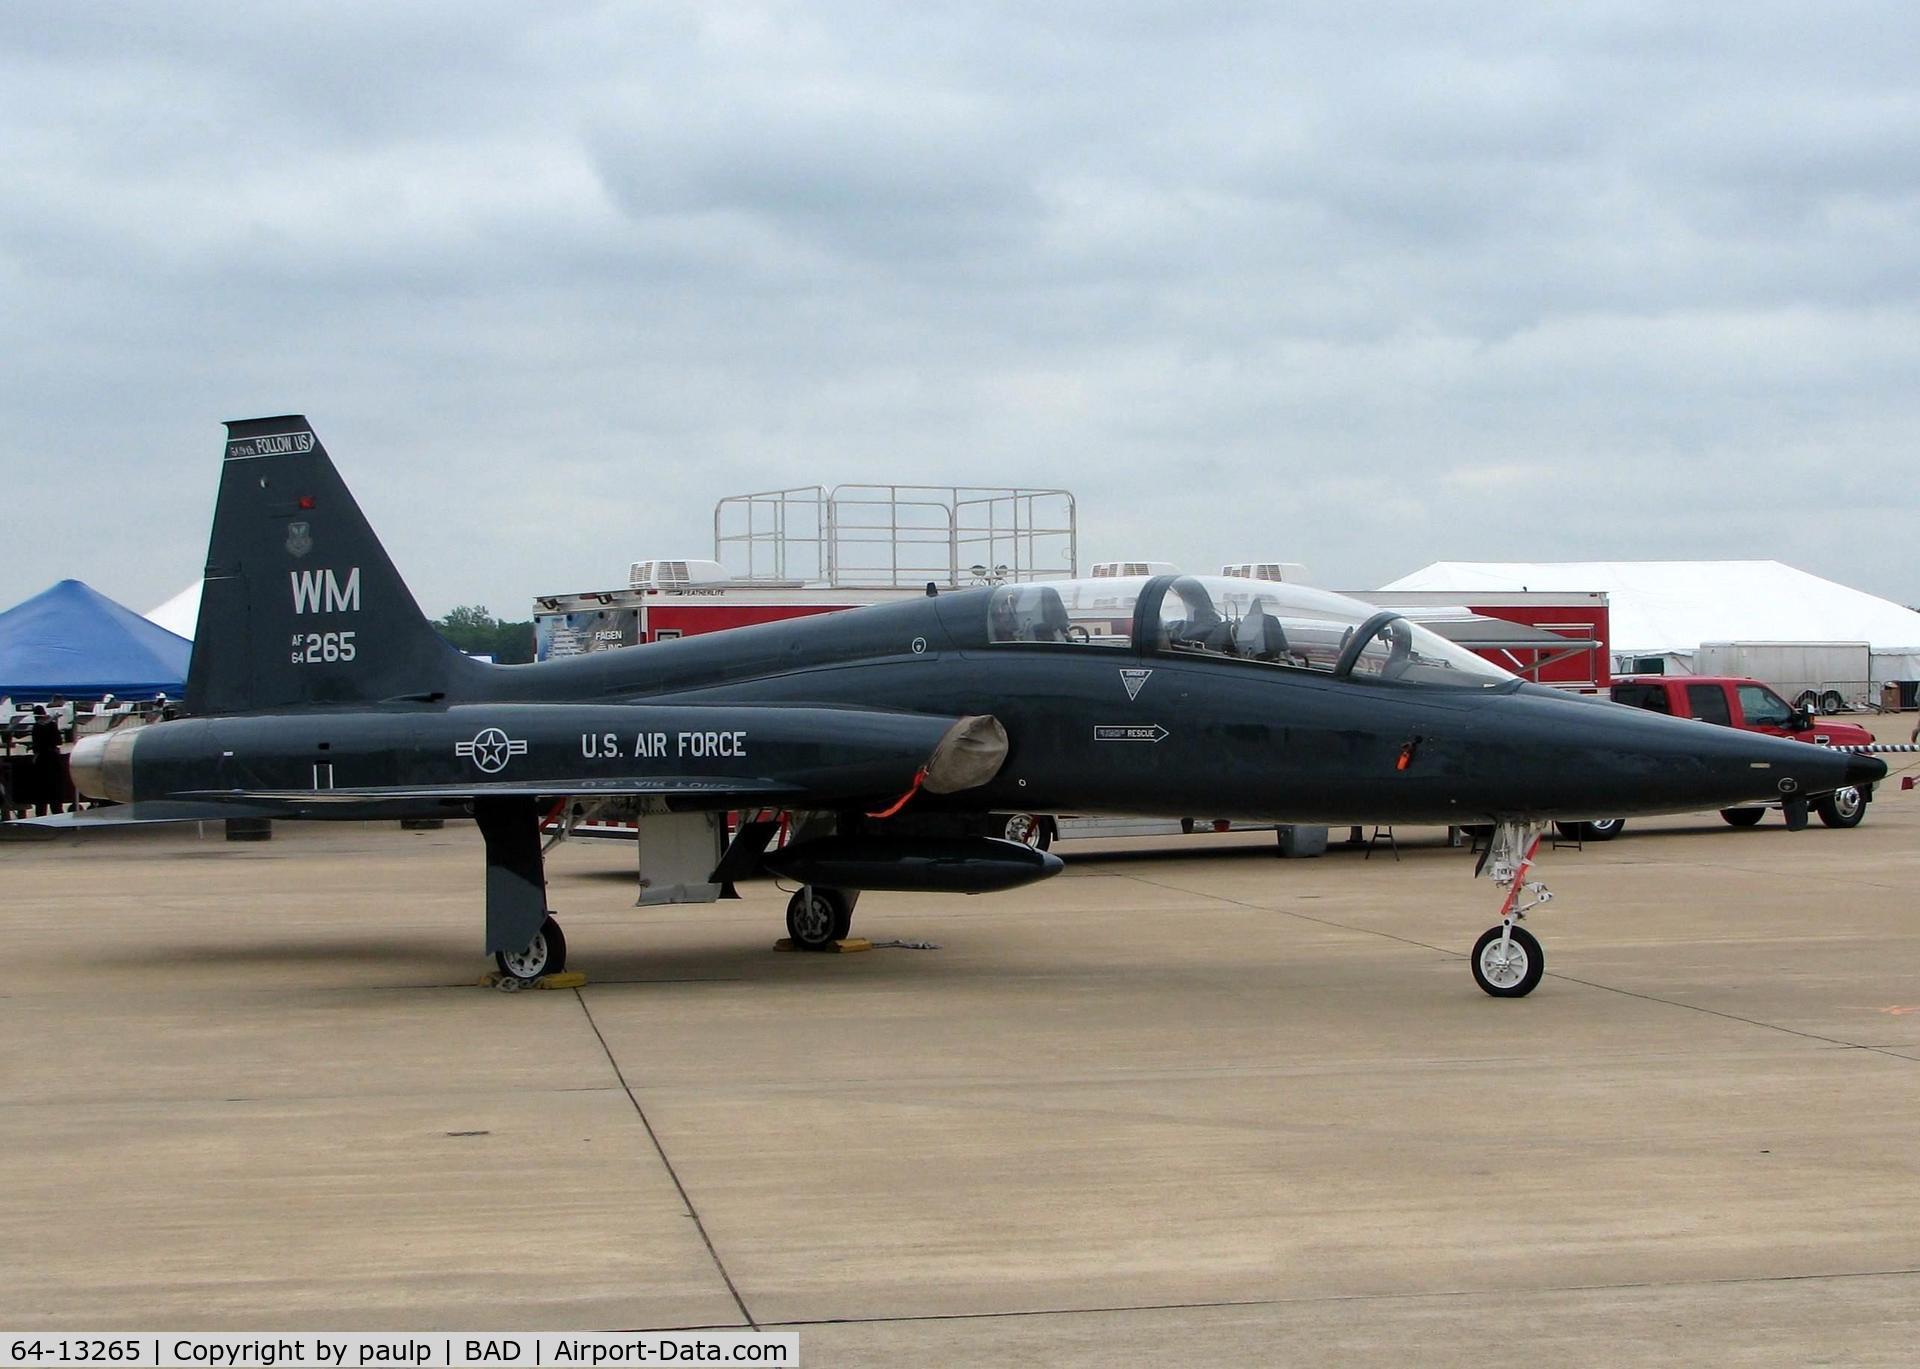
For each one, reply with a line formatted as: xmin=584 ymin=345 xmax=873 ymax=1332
xmin=1094 ymin=723 xmax=1168 ymax=743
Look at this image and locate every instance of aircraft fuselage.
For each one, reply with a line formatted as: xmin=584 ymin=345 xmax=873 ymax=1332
xmin=97 ymin=588 xmax=1878 ymax=828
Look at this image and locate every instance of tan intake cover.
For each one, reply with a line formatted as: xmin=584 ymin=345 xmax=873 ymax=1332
xmin=922 ymin=715 xmax=1009 ymax=794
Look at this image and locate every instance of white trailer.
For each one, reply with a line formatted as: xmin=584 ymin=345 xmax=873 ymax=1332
xmin=1695 ymin=641 xmax=1873 ymax=713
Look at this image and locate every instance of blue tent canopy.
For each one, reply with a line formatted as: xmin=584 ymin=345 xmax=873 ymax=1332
xmin=0 ymin=579 xmax=191 ymax=701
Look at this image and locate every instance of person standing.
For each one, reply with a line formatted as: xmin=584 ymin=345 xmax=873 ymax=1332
xmin=30 ymin=705 xmax=64 ymax=816
xmin=0 ymin=726 xmax=15 ymax=819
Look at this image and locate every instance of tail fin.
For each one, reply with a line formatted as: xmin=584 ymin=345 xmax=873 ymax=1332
xmin=186 ymin=416 xmax=486 ymax=715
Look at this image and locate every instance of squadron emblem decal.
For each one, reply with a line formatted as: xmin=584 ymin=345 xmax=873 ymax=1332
xmin=456 ymin=727 xmax=529 ymax=774
xmin=1119 ymin=668 xmax=1152 ymax=701
xmin=285 ymin=521 xmax=313 ymax=558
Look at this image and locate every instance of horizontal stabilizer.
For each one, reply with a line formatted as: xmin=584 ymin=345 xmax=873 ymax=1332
xmin=1 ymin=800 xmax=286 ymax=834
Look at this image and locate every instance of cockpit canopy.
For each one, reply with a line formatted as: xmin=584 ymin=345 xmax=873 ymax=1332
xmin=986 ymin=574 xmax=1514 ymax=689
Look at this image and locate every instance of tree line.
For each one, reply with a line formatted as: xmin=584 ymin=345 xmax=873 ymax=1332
xmin=433 ymin=605 xmax=536 ymax=664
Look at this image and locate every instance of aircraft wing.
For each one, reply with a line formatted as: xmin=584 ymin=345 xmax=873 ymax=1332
xmin=0 ymin=781 xmax=800 ymax=833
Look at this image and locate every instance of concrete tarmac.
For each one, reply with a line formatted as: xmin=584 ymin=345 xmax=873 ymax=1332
xmin=4 ymin=720 xmax=1918 ymax=1364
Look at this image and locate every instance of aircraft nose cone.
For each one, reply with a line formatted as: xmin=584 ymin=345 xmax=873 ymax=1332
xmin=1847 ymin=752 xmax=1888 ymax=787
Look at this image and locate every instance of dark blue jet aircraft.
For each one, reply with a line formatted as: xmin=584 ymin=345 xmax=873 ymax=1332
xmin=24 ymin=418 xmax=1885 ymax=997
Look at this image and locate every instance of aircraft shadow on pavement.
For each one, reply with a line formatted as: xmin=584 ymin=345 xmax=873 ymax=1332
xmin=83 ymin=933 xmax=454 ymax=971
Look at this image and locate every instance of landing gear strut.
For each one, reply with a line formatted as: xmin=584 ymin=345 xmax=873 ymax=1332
xmin=477 ymin=797 xmax=569 ymax=981
xmin=1472 ymin=821 xmax=1552 ymax=998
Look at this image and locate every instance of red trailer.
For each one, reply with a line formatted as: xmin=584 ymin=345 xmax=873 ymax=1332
xmin=1362 ymin=590 xmax=1611 ymax=692
xmin=534 ymin=585 xmax=922 ymax=659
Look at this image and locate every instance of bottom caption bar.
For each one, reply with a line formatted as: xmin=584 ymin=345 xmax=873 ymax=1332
xmin=3 ymin=1336 xmax=799 ymax=1367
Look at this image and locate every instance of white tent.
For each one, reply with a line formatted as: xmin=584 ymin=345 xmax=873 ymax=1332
xmin=1380 ymin=561 xmax=1920 ymax=686
xmin=145 ymin=581 xmax=201 ymax=641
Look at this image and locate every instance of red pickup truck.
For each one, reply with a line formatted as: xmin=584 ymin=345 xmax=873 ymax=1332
xmin=1584 ymin=675 xmax=1877 ymax=835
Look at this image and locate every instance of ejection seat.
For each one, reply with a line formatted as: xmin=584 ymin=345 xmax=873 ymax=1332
xmin=1169 ymin=606 xmax=1234 ymax=653
xmin=1031 ymin=586 xmax=1074 ymax=642
xmin=1234 ymin=600 xmax=1290 ymax=663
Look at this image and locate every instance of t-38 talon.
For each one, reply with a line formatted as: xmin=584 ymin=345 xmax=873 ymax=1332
xmin=17 ymin=417 xmax=1886 ymax=995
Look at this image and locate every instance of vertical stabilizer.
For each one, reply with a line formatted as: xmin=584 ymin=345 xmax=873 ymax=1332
xmin=186 ymin=416 xmax=485 ymax=715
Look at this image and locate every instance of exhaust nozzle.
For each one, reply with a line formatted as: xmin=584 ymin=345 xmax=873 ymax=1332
xmin=69 ymin=727 xmax=140 ymax=802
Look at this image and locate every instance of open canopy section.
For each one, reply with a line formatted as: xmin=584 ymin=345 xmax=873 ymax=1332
xmin=986 ymin=574 xmax=1514 ymax=689
xmin=0 ymin=579 xmax=192 ymax=701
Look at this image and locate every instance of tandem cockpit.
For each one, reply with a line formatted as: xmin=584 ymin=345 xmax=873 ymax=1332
xmin=984 ymin=574 xmax=1515 ymax=689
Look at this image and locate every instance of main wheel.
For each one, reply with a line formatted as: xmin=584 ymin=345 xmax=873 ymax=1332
xmin=1001 ymin=812 xmax=1052 ymax=851
xmin=1553 ymin=821 xmax=1583 ymax=841
xmin=786 ymin=886 xmax=852 ymax=950
xmin=1814 ymin=786 xmax=1866 ymax=829
xmin=1720 ymin=807 xmax=1766 ymax=827
xmin=1582 ymin=818 xmax=1625 ymax=841
xmin=1471 ymin=924 xmax=1544 ymax=998
xmin=496 ymin=914 xmax=567 ymax=980
xmin=1820 ymin=689 xmax=1845 ymax=714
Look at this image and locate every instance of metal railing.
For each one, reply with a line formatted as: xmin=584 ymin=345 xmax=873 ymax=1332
xmin=714 ymin=484 xmax=1076 ymax=588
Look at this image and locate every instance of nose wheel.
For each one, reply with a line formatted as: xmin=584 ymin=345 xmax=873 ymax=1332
xmin=1472 ymin=923 xmax=1543 ymax=997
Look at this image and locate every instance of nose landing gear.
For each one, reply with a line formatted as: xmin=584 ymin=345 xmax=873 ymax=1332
xmin=1472 ymin=822 xmax=1552 ymax=998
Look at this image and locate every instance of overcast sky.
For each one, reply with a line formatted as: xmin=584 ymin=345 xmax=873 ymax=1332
xmin=4 ymin=2 xmax=1916 ymax=620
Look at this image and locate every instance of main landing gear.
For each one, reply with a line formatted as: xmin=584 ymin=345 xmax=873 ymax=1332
xmin=477 ymin=797 xmax=570 ymax=982
xmin=1471 ymin=821 xmax=1553 ymax=998
xmin=786 ymin=885 xmax=857 ymax=950
xmin=496 ymin=913 xmax=567 ymax=979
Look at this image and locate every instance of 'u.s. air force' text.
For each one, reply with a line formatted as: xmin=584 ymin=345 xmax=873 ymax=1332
xmin=582 ymin=731 xmax=747 ymax=759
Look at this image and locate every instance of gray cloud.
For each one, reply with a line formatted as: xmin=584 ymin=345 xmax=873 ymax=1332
xmin=2 ymin=1 xmax=1916 ymax=622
